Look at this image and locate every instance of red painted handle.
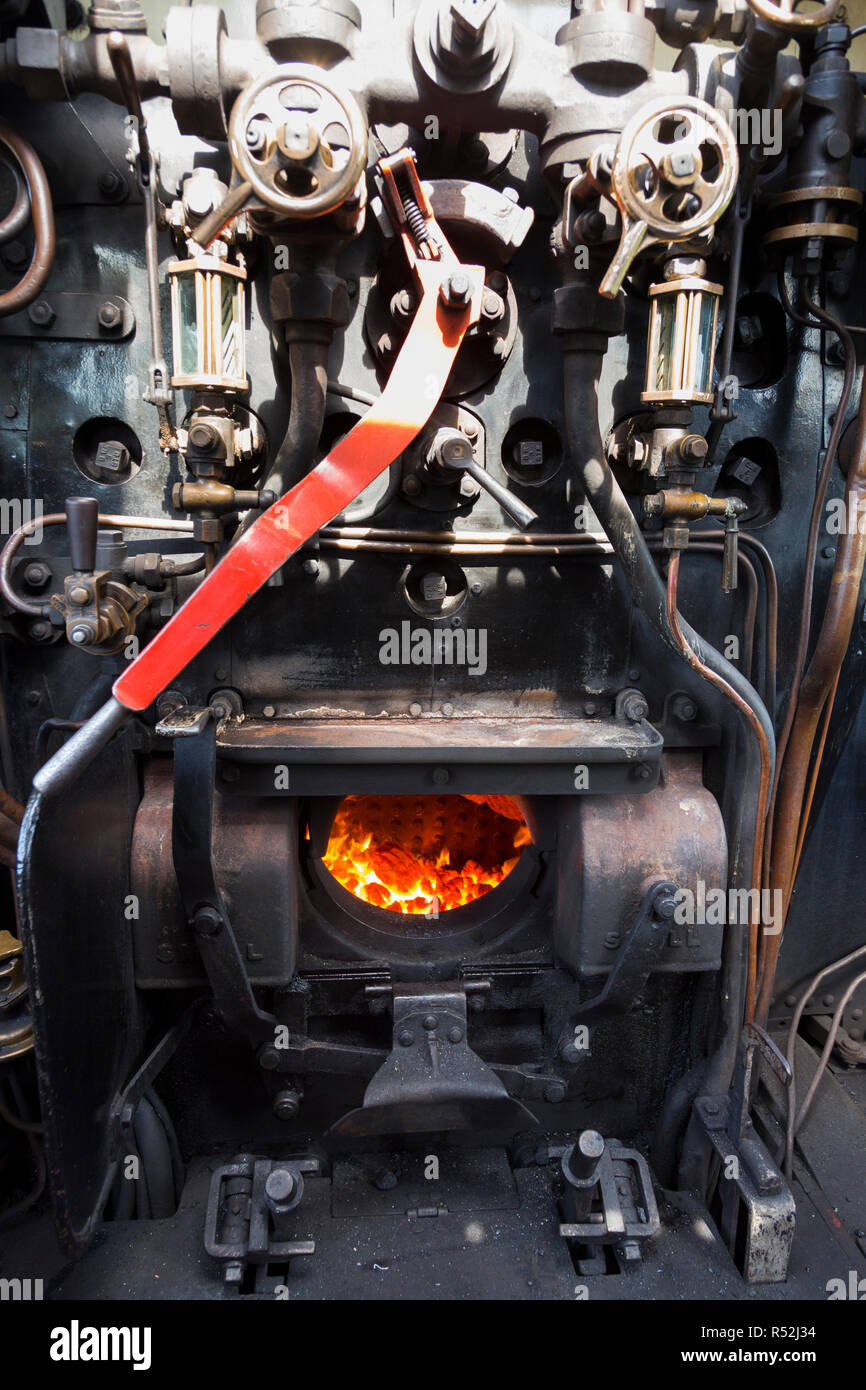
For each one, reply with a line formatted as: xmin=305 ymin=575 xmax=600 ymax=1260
xmin=113 ymin=262 xmax=482 ymax=712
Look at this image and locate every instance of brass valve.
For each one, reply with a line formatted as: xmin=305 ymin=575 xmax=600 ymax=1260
xmin=644 ymin=488 xmax=748 ymax=591
xmin=50 ymin=498 xmax=148 ymax=654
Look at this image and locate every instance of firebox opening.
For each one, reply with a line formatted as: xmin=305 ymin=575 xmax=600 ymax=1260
xmin=321 ymin=794 xmax=532 ymax=915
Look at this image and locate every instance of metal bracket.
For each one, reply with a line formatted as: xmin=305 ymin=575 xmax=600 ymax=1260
xmin=171 ymin=718 xmax=276 ymax=1049
xmin=561 ymin=880 xmax=679 ymax=1051
xmin=0 ymin=292 xmax=135 ymax=341
xmin=204 ymin=1156 xmax=317 ymax=1287
xmin=329 ymin=983 xmax=537 ymax=1138
xmin=555 ymin=1134 xmax=660 ymax=1252
xmin=693 ymin=1072 xmax=796 ymax=1284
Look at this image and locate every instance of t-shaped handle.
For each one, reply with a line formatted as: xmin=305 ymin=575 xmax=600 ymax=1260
xmin=427 ymin=429 xmax=537 ymax=530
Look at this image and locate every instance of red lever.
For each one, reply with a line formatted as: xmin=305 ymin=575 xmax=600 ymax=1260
xmin=113 ymin=260 xmax=480 ymax=711
xmin=32 ymin=151 xmax=483 ymax=795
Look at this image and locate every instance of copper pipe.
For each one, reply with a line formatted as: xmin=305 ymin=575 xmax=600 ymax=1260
xmin=689 ymin=543 xmax=759 ymax=682
xmin=0 ymin=158 xmax=31 ymax=244
xmin=764 ymin=292 xmax=856 ymax=912
xmin=0 ymin=511 xmax=195 ymax=618
xmin=666 ymin=552 xmax=773 ymax=1022
xmin=762 ymin=365 xmax=866 ymax=1025
xmin=0 ymin=787 xmax=23 ymax=825
xmin=0 ymin=122 xmax=55 ymax=317
xmin=786 ymin=667 xmax=840 ymax=917
xmin=0 ymin=809 xmax=17 ymax=852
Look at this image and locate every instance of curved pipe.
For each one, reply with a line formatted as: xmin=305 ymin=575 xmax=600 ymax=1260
xmin=763 ymin=367 xmax=866 ymax=1024
xmin=255 ymin=338 xmax=330 ymax=500
xmin=0 ymin=511 xmax=196 ymax=618
xmin=133 ymin=1096 xmax=175 ymax=1219
xmin=562 ymin=346 xmax=774 ymax=1094
xmin=562 ymin=351 xmax=775 ymax=770
xmin=0 ymin=122 xmax=55 ymax=317
xmin=667 ymin=553 xmax=773 ymax=1025
xmin=0 ymin=157 xmax=32 ymax=245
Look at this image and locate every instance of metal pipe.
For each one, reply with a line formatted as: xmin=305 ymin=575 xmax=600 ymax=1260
xmin=0 ymin=156 xmax=31 ymax=244
xmin=0 ymin=121 xmax=54 ymax=317
xmin=666 ymin=552 xmax=773 ymax=1024
xmin=782 ymin=941 xmax=866 ymax=1179
xmin=0 ymin=511 xmax=195 ymax=617
xmin=239 ymin=338 xmax=331 ymax=534
xmin=562 ymin=342 xmax=773 ymax=1116
xmin=764 ymin=284 xmax=856 ymax=912
xmin=763 ymin=340 xmax=866 ymax=1024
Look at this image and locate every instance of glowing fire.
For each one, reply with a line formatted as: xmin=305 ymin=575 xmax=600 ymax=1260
xmin=322 ymin=795 xmax=531 ymax=915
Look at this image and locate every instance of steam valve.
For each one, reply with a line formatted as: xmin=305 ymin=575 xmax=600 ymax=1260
xmin=644 ymin=486 xmax=747 ymax=591
xmin=425 ymin=428 xmax=537 ymax=529
xmin=54 ymin=497 xmax=148 ymax=653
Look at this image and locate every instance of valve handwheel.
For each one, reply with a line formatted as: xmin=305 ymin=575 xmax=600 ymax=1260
xmin=228 ymin=64 xmax=368 ymax=220
xmin=746 ymin=0 xmax=840 ymax=31
xmin=600 ymin=96 xmax=738 ymax=298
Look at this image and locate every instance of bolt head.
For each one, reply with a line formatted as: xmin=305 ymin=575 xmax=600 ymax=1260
xmin=22 ymin=562 xmax=50 ymax=588
xmin=374 ymin=1168 xmax=398 ymax=1191
xmin=273 ymin=1093 xmax=301 ymax=1120
xmin=278 ymin=114 xmax=320 ymax=162
xmin=28 ymin=300 xmax=55 ymax=328
xmin=98 ymin=170 xmax=125 ymax=200
xmin=666 ymin=148 xmax=696 ymax=180
xmin=266 ymin=1167 xmax=297 ymax=1201
xmin=3 ymin=240 xmax=27 ymax=268
xmin=97 ymin=301 xmax=122 ymax=330
xmin=481 ymin=289 xmax=505 ymax=322
xmin=441 ymin=271 xmax=472 ymax=308
xmin=653 ymin=892 xmax=678 ymax=922
xmin=680 ymin=434 xmax=708 ymax=463
xmin=188 ymin=421 xmax=219 ymax=451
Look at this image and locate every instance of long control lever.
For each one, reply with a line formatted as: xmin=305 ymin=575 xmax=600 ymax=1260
xmin=33 ymin=150 xmax=484 ymax=797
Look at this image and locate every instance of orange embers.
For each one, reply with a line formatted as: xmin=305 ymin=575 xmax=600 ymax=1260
xmin=322 ymin=794 xmax=531 ymax=915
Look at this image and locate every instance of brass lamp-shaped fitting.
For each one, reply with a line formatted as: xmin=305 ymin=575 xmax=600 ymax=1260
xmin=642 ymin=260 xmax=722 ymax=406
xmin=168 ymin=256 xmax=247 ymax=392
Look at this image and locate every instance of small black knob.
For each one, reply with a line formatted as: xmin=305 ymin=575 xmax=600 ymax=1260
xmin=66 ymin=496 xmax=99 ymax=573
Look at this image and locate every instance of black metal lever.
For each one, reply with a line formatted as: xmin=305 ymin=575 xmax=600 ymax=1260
xmin=427 ymin=428 xmax=538 ymax=529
